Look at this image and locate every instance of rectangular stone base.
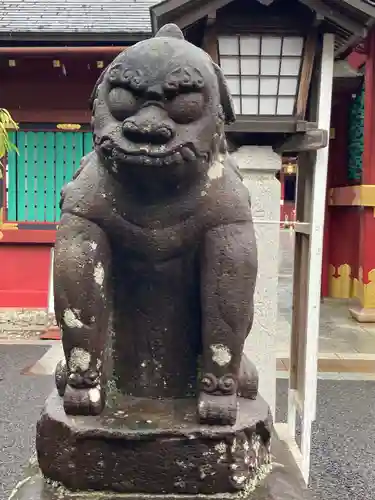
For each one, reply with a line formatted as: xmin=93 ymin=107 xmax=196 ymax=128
xmin=349 ymin=304 xmax=375 ymax=323
xmin=10 ymin=435 xmax=311 ymax=500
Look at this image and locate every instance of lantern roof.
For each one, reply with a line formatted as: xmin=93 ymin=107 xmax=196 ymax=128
xmin=150 ymin=0 xmax=375 ymax=58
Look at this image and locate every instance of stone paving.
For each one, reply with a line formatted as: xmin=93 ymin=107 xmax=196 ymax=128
xmin=277 ymin=230 xmax=375 ymax=366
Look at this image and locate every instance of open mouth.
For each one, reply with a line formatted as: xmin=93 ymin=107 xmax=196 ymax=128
xmin=98 ymin=137 xmax=207 ymax=168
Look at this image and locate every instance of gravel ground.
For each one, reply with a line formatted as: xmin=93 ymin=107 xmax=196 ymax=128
xmin=276 ymin=378 xmax=375 ymax=500
xmin=0 ymin=345 xmax=53 ymax=500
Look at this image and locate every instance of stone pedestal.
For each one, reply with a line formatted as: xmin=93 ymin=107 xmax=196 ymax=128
xmin=233 ymin=146 xmax=281 ymax=416
xmin=349 ymin=303 xmax=375 ymax=322
xmin=11 ymin=432 xmax=311 ymax=500
xmin=36 ymin=390 xmax=271 ymax=494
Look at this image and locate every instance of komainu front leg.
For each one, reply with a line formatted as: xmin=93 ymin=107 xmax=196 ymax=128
xmin=199 ymin=222 xmax=257 ymax=425
xmin=54 ymin=213 xmax=111 ymax=416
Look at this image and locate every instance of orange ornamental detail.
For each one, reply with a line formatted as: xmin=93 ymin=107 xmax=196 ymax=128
xmin=353 ymin=267 xmax=375 ymax=310
xmin=328 ymin=264 xmax=353 ymax=299
xmin=329 ymin=264 xmax=375 ymax=309
xmin=328 ymin=185 xmax=375 ymax=208
xmin=56 ymin=124 xmax=81 ymax=131
xmin=0 ymin=207 xmax=18 ymax=231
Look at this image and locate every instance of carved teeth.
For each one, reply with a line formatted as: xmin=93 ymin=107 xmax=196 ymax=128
xmin=172 ymin=152 xmax=183 ymax=165
xmin=180 ymin=146 xmax=196 ymax=162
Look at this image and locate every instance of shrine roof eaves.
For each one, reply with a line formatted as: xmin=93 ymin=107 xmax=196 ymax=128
xmin=0 ymin=0 xmax=159 ymax=37
xmin=151 ymin=0 xmax=375 ymax=58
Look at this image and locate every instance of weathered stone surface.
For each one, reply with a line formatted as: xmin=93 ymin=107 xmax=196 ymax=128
xmin=37 ymin=22 xmax=270 ymax=495
xmin=12 ymin=433 xmax=311 ymax=500
xmin=37 ymin=391 xmax=271 ymax=494
xmin=234 ymin=146 xmax=281 ymax=417
xmin=53 ymin=22 xmax=258 ymax=428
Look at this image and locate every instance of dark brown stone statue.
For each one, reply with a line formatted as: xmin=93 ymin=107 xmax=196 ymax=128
xmin=36 ymin=24 xmax=273 ymax=495
xmin=54 ymin=23 xmax=258 ymax=426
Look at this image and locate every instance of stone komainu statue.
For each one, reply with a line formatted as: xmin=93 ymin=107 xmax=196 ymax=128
xmin=53 ymin=23 xmax=258 ymax=427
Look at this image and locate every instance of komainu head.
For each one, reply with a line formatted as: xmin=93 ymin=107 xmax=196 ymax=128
xmin=90 ymin=24 xmax=235 ymax=189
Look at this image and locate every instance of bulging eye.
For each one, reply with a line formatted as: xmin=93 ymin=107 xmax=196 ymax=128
xmin=167 ymin=92 xmax=204 ymax=124
xmin=107 ymin=87 xmax=139 ymax=121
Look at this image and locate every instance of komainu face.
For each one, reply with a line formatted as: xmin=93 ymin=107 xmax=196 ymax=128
xmin=90 ymin=33 xmax=231 ymax=190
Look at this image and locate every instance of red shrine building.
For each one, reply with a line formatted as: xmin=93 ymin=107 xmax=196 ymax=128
xmin=322 ymin=29 xmax=375 ymax=322
xmin=1 ymin=0 xmax=375 ymax=323
xmin=0 ymin=0 xmax=153 ymax=308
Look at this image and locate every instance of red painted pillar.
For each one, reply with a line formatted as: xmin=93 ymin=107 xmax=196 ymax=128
xmin=350 ymin=29 xmax=375 ymax=321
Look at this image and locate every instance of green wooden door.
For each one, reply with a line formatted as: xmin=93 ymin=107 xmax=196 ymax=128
xmin=347 ymin=82 xmax=365 ymax=183
xmin=7 ymin=131 xmax=93 ymax=223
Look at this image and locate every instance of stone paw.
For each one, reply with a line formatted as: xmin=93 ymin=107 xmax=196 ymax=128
xmin=63 ymin=384 xmax=105 ymax=416
xmin=198 ymin=392 xmax=238 ymax=426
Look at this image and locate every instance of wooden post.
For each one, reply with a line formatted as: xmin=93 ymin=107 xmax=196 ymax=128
xmin=279 ymin=33 xmax=334 ymax=484
xmin=40 ymin=247 xmax=61 ymax=341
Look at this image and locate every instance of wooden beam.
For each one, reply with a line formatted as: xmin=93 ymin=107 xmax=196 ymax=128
xmin=173 ymin=0 xmax=230 ymax=29
xmin=295 ymin=31 xmax=318 ymax=119
xmin=273 ymin=129 xmax=328 ymax=154
xmin=298 ymin=0 xmax=367 ymax=36
xmin=0 ymin=46 xmax=125 ymax=55
xmin=340 ymin=0 xmax=375 ymax=18
xmin=294 ymin=222 xmax=311 ymax=235
xmin=226 ymin=117 xmax=317 ymax=134
xmin=335 ymin=32 xmax=368 ymax=59
xmin=202 ymin=16 xmax=218 ymax=63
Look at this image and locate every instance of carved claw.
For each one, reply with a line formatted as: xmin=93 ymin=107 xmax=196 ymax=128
xmin=55 ymin=359 xmax=68 ymax=397
xmin=237 ymin=355 xmax=258 ymax=400
xmin=198 ymin=392 xmax=238 ymax=426
xmin=63 ymin=385 xmax=105 ymax=416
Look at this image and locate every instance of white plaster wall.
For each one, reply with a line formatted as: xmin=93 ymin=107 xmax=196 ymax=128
xmin=232 ymin=146 xmax=281 ymax=417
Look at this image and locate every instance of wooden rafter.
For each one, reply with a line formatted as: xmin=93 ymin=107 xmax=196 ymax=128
xmin=340 ymin=0 xmax=375 ymax=17
xmin=298 ymin=0 xmax=367 ymax=36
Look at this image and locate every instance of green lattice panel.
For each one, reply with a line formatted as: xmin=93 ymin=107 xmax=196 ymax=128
xmin=347 ymin=82 xmax=365 ymax=182
xmin=6 ymin=131 xmax=93 ymax=223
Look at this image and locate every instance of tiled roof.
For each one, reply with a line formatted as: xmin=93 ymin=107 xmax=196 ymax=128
xmin=0 ymin=0 xmax=160 ymax=33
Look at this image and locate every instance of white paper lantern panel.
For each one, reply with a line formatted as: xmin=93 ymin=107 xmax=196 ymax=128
xmin=220 ymin=56 xmax=240 ymax=76
xmin=218 ymin=36 xmax=238 ymax=55
xmin=260 ymin=77 xmax=278 ymax=96
xmin=277 ymin=97 xmax=295 ymax=115
xmin=279 ymin=77 xmax=298 ymax=96
xmin=259 ymin=97 xmax=277 ymax=114
xmin=226 ymin=76 xmax=241 ymax=95
xmin=239 ymin=36 xmax=261 ymax=55
xmin=240 ymin=57 xmax=259 ymax=75
xmin=232 ymin=96 xmax=241 ymax=115
xmin=241 ymin=96 xmax=258 ymax=115
xmin=260 ymin=57 xmax=280 ymax=76
xmin=241 ymin=76 xmax=259 ymax=95
xmin=261 ymin=36 xmax=283 ymax=56
xmin=282 ymin=37 xmax=304 ymax=56
xmin=280 ymin=57 xmax=301 ymax=76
